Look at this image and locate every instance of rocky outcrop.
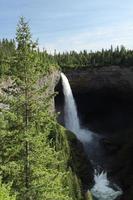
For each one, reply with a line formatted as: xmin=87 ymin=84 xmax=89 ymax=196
xmin=0 ymin=70 xmax=61 ymax=111
xmin=65 ymin=128 xmax=94 ymax=190
xmin=63 ymin=66 xmax=133 ymax=96
xmin=38 ymin=70 xmax=60 ymax=112
xmin=101 ymin=132 xmax=133 ymax=200
xmin=53 ymin=124 xmax=94 ymax=200
xmin=56 ymin=66 xmax=133 ymax=133
xmin=55 ymin=66 xmax=133 ymax=200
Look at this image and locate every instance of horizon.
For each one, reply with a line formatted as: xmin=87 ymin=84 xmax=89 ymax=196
xmin=1 ymin=0 xmax=133 ymax=53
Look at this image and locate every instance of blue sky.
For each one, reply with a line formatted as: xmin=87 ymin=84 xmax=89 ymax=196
xmin=1 ymin=0 xmax=133 ymax=53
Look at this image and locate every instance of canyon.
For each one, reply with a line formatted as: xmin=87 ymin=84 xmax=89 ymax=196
xmin=55 ymin=66 xmax=133 ymax=200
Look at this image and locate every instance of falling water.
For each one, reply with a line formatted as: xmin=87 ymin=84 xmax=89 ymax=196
xmin=61 ymin=72 xmax=92 ymax=143
xmin=61 ymin=72 xmax=80 ymax=133
xmin=61 ymin=72 xmax=122 ymax=200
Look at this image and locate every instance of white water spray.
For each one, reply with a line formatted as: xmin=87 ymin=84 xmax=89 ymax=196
xmin=61 ymin=72 xmax=122 ymax=200
xmin=91 ymin=171 xmax=122 ymax=200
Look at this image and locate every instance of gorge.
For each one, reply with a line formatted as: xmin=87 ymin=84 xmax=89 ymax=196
xmin=55 ymin=66 xmax=133 ymax=200
xmin=60 ymin=72 xmax=122 ymax=200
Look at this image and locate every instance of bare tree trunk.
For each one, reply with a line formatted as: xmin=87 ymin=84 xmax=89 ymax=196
xmin=24 ymin=70 xmax=30 ymax=200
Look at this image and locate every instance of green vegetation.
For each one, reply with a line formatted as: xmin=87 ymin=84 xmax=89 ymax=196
xmin=1 ymin=33 xmax=133 ymax=75
xmin=2 ymin=15 xmax=133 ymax=200
xmin=54 ymin=46 xmax=133 ymax=69
xmin=0 ymin=39 xmax=16 ymax=76
xmin=0 ymin=27 xmax=58 ymax=78
xmin=0 ymin=17 xmax=86 ymax=200
xmin=0 ymin=178 xmax=16 ymax=200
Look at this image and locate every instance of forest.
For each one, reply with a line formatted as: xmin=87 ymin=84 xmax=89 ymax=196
xmin=0 ymin=17 xmax=89 ymax=200
xmin=1 ymin=33 xmax=133 ymax=77
xmin=54 ymin=46 xmax=133 ymax=69
xmin=1 ymin=16 xmax=133 ymax=200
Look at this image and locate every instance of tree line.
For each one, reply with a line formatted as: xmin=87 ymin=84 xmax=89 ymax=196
xmin=0 ymin=38 xmax=58 ymax=77
xmin=1 ymin=36 xmax=133 ymax=75
xmin=54 ymin=46 xmax=133 ymax=69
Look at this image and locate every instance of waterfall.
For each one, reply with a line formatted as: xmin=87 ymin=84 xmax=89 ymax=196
xmin=61 ymin=72 xmax=92 ymax=143
xmin=61 ymin=72 xmax=80 ymax=134
xmin=61 ymin=72 xmax=122 ymax=200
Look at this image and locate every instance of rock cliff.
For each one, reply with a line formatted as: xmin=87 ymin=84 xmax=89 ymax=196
xmin=64 ymin=66 xmax=133 ymax=95
xmin=55 ymin=66 xmax=133 ymax=200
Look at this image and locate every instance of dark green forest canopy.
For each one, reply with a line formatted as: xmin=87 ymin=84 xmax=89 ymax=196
xmin=0 ymin=38 xmax=58 ymax=77
xmin=1 ymin=37 xmax=133 ymax=75
xmin=54 ymin=45 xmax=133 ymax=69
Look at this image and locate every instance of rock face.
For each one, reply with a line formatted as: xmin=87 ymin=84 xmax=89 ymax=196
xmin=55 ymin=125 xmax=94 ymax=199
xmin=0 ymin=70 xmax=61 ymax=112
xmin=55 ymin=66 xmax=133 ymax=200
xmin=56 ymin=66 xmax=133 ymax=134
xmin=38 ymin=70 xmax=61 ymax=112
xmin=65 ymin=128 xmax=94 ymax=190
xmin=64 ymin=66 xmax=133 ymax=95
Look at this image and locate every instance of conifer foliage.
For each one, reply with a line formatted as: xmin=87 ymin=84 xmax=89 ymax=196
xmin=54 ymin=46 xmax=133 ymax=69
xmin=0 ymin=17 xmax=84 ymax=200
xmin=0 ymin=178 xmax=16 ymax=200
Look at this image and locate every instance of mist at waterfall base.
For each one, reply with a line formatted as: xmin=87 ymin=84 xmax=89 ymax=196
xmin=61 ymin=72 xmax=122 ymax=200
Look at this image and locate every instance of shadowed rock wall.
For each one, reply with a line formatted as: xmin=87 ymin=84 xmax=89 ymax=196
xmin=55 ymin=66 xmax=133 ymax=200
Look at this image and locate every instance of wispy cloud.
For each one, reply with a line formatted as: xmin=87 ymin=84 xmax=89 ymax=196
xmin=43 ymin=22 xmax=133 ymax=53
xmin=1 ymin=0 xmax=133 ymax=52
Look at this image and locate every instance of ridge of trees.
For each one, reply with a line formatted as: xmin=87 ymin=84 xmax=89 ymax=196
xmin=1 ymin=38 xmax=133 ymax=76
xmin=54 ymin=45 xmax=133 ymax=69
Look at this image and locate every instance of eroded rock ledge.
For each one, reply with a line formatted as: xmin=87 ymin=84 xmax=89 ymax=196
xmin=63 ymin=66 xmax=133 ymax=96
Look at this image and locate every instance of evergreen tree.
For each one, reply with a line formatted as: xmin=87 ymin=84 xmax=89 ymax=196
xmin=0 ymin=17 xmax=84 ymax=200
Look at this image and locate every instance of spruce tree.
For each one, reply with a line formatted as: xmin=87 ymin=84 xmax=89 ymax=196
xmin=0 ymin=16 xmax=51 ymax=199
xmin=0 ymin=17 xmax=83 ymax=200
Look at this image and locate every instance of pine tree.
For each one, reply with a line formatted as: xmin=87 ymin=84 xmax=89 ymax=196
xmin=0 ymin=17 xmax=84 ymax=200
xmin=0 ymin=16 xmax=51 ymax=199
